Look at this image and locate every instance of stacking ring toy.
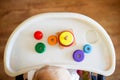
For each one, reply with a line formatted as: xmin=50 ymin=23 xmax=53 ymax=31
xmin=73 ymin=50 xmax=84 ymax=62
xmin=83 ymin=44 xmax=92 ymax=53
xmin=35 ymin=42 xmax=46 ymax=53
xmin=48 ymin=35 xmax=57 ymax=45
xmin=34 ymin=31 xmax=43 ymax=40
xmin=59 ymin=31 xmax=74 ymax=47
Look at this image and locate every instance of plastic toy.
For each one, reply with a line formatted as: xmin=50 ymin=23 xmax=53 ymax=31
xmin=4 ymin=12 xmax=115 ymax=80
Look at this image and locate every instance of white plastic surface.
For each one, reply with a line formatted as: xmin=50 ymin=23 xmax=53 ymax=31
xmin=4 ymin=12 xmax=115 ymax=77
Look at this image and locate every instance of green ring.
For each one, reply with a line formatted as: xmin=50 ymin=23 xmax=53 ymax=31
xmin=35 ymin=42 xmax=46 ymax=53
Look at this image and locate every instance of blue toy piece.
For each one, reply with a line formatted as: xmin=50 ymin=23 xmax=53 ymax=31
xmin=83 ymin=44 xmax=92 ymax=53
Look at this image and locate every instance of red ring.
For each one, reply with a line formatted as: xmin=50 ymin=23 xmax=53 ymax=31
xmin=34 ymin=31 xmax=43 ymax=40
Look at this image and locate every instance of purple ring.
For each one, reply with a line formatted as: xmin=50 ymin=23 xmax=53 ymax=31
xmin=73 ymin=50 xmax=84 ymax=62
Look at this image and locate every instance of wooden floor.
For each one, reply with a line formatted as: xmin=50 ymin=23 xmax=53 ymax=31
xmin=0 ymin=0 xmax=120 ymax=80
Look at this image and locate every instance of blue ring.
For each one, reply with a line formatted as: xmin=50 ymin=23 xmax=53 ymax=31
xmin=83 ymin=44 xmax=92 ymax=53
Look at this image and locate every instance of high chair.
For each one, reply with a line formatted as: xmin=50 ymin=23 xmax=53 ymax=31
xmin=4 ymin=13 xmax=115 ymax=80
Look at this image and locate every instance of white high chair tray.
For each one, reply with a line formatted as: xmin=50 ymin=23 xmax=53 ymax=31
xmin=4 ymin=13 xmax=115 ymax=77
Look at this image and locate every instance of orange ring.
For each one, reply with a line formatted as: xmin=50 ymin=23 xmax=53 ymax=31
xmin=48 ymin=35 xmax=58 ymax=45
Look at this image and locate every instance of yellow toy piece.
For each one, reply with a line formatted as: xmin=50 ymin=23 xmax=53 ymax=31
xmin=59 ymin=31 xmax=74 ymax=46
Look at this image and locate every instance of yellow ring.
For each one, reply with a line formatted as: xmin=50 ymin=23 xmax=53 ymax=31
xmin=59 ymin=31 xmax=74 ymax=46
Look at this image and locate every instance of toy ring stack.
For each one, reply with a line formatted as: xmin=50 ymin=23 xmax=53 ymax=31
xmin=58 ymin=31 xmax=74 ymax=47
